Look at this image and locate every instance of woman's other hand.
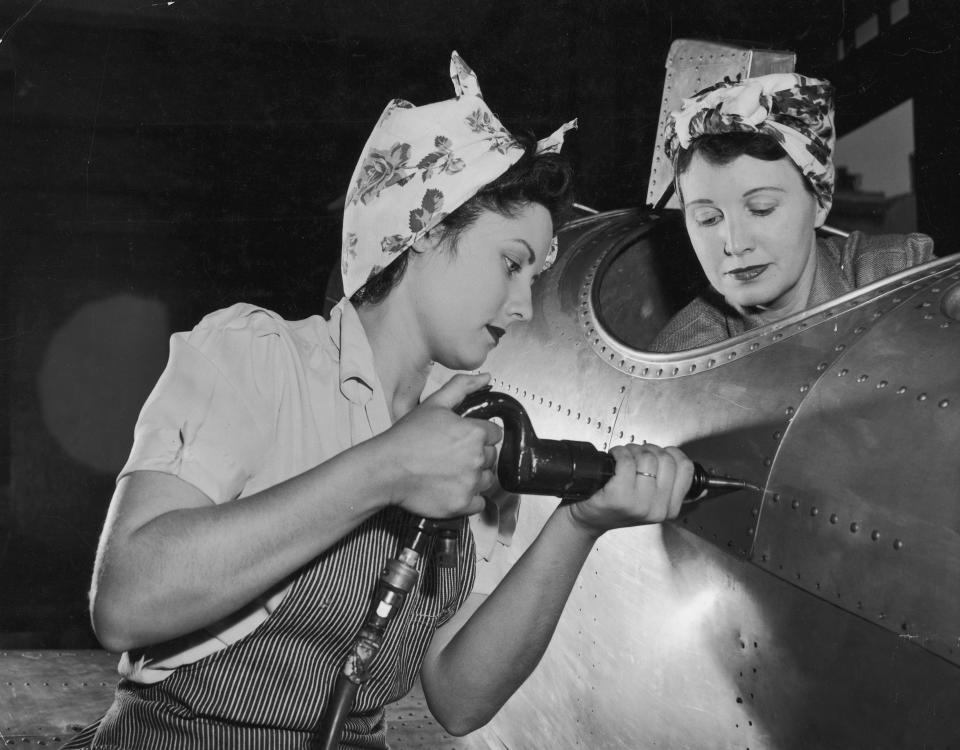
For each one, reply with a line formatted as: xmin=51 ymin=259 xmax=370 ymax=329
xmin=566 ymin=443 xmax=694 ymax=538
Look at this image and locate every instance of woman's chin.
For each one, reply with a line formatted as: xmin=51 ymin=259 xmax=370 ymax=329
xmin=722 ymin=284 xmax=778 ymax=311
xmin=436 ymin=349 xmax=488 ymax=373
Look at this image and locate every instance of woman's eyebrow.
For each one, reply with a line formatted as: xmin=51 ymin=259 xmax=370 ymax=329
xmin=510 ymin=238 xmax=536 ymax=264
xmin=743 ymin=186 xmax=787 ymax=197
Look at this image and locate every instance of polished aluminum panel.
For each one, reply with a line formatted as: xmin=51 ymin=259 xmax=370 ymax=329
xmin=462 ymin=209 xmax=960 ymax=748
xmin=754 ymin=272 xmax=960 ymax=665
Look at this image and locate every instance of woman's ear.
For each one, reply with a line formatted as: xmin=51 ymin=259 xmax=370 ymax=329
xmin=411 ymin=227 xmax=443 ymax=256
xmin=813 ymin=199 xmax=830 ymax=229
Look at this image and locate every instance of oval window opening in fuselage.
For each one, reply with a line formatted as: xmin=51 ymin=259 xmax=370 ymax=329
xmin=592 ymin=210 xmax=708 ymax=352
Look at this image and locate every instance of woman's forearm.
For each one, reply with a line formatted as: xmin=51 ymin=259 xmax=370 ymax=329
xmin=421 ymin=505 xmax=600 ymax=734
xmin=90 ymin=438 xmax=392 ymax=652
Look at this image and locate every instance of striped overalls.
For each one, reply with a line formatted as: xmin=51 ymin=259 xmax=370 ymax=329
xmin=87 ymin=507 xmax=476 ymax=749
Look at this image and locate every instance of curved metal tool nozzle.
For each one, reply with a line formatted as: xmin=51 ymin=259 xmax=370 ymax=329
xmin=684 ymin=464 xmax=761 ymax=504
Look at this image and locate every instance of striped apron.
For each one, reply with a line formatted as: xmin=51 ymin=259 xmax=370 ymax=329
xmin=86 ymin=507 xmax=476 ymax=750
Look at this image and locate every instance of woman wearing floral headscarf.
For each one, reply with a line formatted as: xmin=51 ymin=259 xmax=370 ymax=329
xmin=81 ymin=52 xmax=694 ymax=749
xmin=649 ymin=73 xmax=934 ymax=352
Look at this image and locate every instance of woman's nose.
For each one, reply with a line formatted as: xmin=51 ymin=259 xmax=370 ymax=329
xmin=722 ymin=220 xmax=752 ymax=257
xmin=508 ymin=282 xmax=533 ymax=322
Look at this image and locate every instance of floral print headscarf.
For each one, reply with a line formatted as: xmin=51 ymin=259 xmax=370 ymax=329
xmin=341 ymin=51 xmax=577 ymax=298
xmin=664 ymin=73 xmax=835 ymax=209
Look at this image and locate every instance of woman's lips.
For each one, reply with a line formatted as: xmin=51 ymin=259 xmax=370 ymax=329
xmin=726 ymin=264 xmax=770 ymax=282
xmin=486 ymin=325 xmax=505 ymax=344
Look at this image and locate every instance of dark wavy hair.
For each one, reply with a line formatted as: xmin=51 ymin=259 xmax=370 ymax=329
xmin=673 ymin=132 xmax=816 ymax=203
xmin=350 ymin=133 xmax=575 ymax=306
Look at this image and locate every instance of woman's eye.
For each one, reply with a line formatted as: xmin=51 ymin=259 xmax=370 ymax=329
xmin=749 ymin=205 xmax=776 ymax=217
xmin=695 ymin=212 xmax=722 ymax=227
xmin=504 ymin=257 xmax=522 ymax=275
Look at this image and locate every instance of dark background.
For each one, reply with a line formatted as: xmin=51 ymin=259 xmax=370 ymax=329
xmin=1 ymin=0 xmax=957 ymax=648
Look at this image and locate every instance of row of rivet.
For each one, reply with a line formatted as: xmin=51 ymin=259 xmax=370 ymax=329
xmin=766 ymin=493 xmax=905 ymax=550
xmin=759 ymin=548 xmax=914 ymax=634
xmin=3 ymin=679 xmax=108 ymax=687
xmin=839 ymin=371 xmax=952 ymax=406
xmin=490 ymin=377 xmax=619 ymax=440
xmin=757 ymin=559 xmax=916 ymax=639
xmin=580 ymin=272 xmax=872 ymax=378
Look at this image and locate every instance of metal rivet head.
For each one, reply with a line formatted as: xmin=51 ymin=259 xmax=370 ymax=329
xmin=829 ymin=513 xmax=839 ymax=524
xmin=857 ymin=374 xmax=869 ymax=383
xmin=839 ymin=369 xmax=849 ymax=377
xmin=940 ymin=399 xmax=950 ymax=408
xmin=810 ymin=507 xmax=819 ymax=517
xmin=877 ymin=380 xmax=888 ymax=389
xmin=918 ymin=393 xmax=928 ymax=402
xmin=791 ymin=499 xmax=800 ymax=510
xmin=897 ymin=386 xmax=907 ymax=394
xmin=763 ymin=457 xmax=772 ymax=467
xmin=799 ymin=384 xmax=810 ymax=393
xmin=871 ymin=530 xmax=881 ymax=541
xmin=835 ymin=344 xmax=846 ymax=352
xmin=785 ymin=406 xmax=795 ymax=416
xmin=773 ymin=431 xmax=782 ymax=440
xmin=773 ymin=493 xmax=781 ymax=503
xmin=817 ymin=362 xmax=828 ymax=372
xmin=893 ymin=539 xmax=904 ymax=550
xmin=850 ymin=522 xmax=860 ymax=533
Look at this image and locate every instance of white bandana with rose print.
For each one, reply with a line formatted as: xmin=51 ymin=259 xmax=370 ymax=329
xmin=340 ymin=50 xmax=576 ymax=298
